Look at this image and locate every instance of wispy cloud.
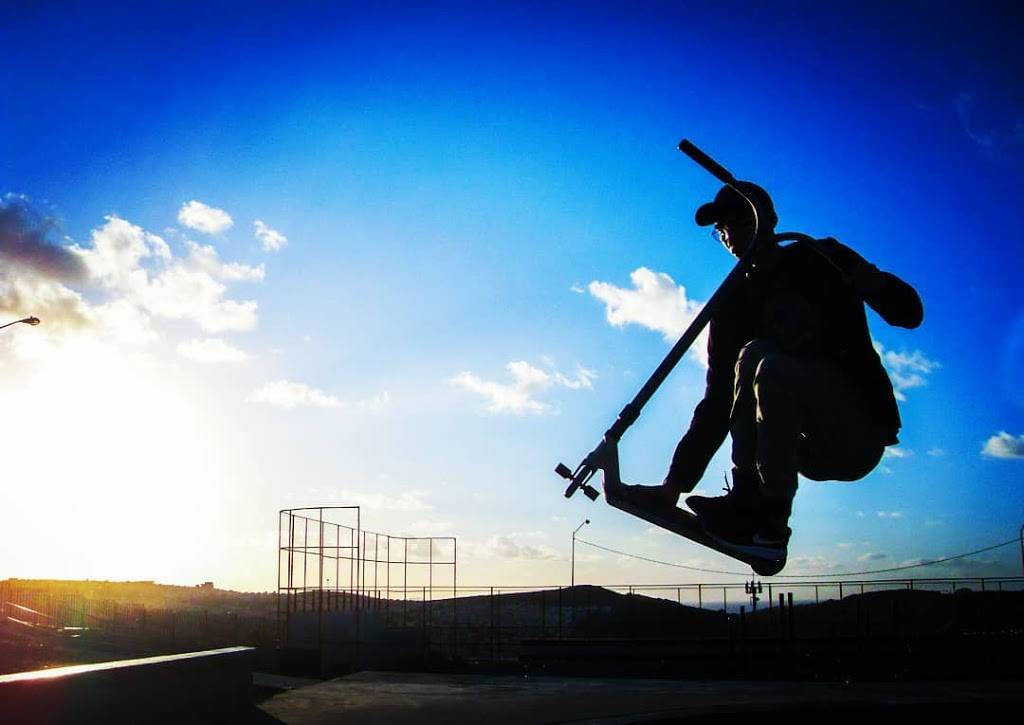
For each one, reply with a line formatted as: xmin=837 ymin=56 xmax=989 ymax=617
xmin=858 ymin=551 xmax=888 ymax=562
xmin=177 ymin=200 xmax=233 ymax=234
xmin=588 ymin=267 xmax=707 ymax=365
xmin=485 ymin=532 xmax=558 ymax=561
xmin=186 ymin=241 xmax=264 ymax=281
xmin=981 ymin=431 xmax=1024 ymax=459
xmin=874 ymin=342 xmax=940 ymax=401
xmin=927 ymin=447 xmax=946 ymax=457
xmin=876 ymin=511 xmax=904 ymax=519
xmin=883 ymin=446 xmax=912 ymax=459
xmin=448 ymin=360 xmax=595 ymax=415
xmin=954 ymin=92 xmax=1023 ymax=163
xmin=177 ymin=337 xmax=248 ymax=364
xmin=254 ymin=220 xmax=287 ymax=252
xmin=249 ymin=379 xmax=342 ymax=409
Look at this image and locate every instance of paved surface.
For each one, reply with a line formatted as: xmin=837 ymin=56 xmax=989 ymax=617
xmin=259 ymin=671 xmax=1023 ymax=724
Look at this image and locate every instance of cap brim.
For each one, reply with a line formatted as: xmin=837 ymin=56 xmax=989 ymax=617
xmin=695 ymin=202 xmax=719 ymax=226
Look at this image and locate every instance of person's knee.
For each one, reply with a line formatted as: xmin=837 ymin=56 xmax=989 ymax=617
xmin=735 ymin=339 xmax=775 ymax=380
xmin=753 ymin=352 xmax=798 ymax=395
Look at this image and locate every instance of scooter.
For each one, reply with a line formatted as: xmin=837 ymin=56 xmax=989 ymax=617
xmin=555 ymin=139 xmax=814 ymax=577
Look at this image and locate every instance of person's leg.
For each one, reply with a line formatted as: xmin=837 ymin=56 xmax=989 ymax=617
xmin=751 ymin=352 xmax=886 ymax=544
xmin=730 ymin=340 xmax=774 ymax=475
xmin=686 ymin=340 xmax=772 ymax=529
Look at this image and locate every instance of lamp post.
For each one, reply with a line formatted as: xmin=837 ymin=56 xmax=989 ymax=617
xmin=571 ymin=519 xmax=590 ymax=588
xmin=0 ymin=316 xmax=40 ymax=331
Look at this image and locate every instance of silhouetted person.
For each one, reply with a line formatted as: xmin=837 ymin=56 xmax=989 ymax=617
xmin=623 ymin=181 xmax=923 ymax=563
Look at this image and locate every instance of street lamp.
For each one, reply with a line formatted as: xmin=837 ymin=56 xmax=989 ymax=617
xmin=0 ymin=316 xmax=41 ymax=331
xmin=571 ymin=519 xmax=590 ymax=588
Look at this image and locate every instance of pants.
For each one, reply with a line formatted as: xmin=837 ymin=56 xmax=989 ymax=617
xmin=732 ymin=339 xmax=886 ymax=499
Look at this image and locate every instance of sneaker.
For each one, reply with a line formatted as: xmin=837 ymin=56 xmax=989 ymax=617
xmin=750 ymin=496 xmax=793 ymax=555
xmin=686 ymin=468 xmax=761 ymax=521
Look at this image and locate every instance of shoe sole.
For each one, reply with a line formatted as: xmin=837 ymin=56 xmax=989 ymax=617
xmin=703 ymin=529 xmax=787 ymax=562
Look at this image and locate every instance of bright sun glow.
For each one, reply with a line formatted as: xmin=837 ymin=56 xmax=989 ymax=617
xmin=0 ymin=331 xmax=231 ymax=582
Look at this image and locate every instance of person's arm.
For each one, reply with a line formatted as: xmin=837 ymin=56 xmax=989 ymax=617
xmin=814 ymin=237 xmax=924 ymax=329
xmin=663 ymin=315 xmax=739 ymax=493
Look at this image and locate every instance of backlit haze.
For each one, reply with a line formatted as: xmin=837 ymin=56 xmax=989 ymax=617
xmin=2 ymin=2 xmax=1022 ymax=591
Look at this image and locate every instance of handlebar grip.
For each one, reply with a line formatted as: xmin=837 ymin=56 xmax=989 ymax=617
xmin=678 ymin=139 xmax=736 ymax=186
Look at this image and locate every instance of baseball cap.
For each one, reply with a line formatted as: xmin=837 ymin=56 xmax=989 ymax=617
xmin=695 ymin=181 xmax=777 ymax=230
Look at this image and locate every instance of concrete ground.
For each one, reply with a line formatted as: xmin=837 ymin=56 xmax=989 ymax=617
xmin=258 ymin=671 xmax=1023 ymax=724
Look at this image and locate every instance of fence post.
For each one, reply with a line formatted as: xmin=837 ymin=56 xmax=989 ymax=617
xmin=422 ymin=586 xmax=428 ymax=657
xmin=541 ymin=589 xmax=546 ymax=637
xmin=495 ymin=588 xmax=502 ymax=660
xmin=558 ymin=587 xmax=563 ymax=640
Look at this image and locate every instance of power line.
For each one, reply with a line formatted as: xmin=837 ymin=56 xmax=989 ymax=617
xmin=574 ymin=536 xmax=1018 ymax=579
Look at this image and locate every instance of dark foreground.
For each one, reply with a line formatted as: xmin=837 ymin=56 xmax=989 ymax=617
xmin=258 ymin=671 xmax=1024 ymax=724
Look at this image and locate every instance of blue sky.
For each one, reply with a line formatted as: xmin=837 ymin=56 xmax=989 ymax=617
xmin=1 ymin=2 xmax=1022 ymax=590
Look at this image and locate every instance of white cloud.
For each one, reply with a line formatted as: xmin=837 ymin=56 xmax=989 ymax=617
xmin=254 ymin=220 xmax=287 ymax=252
xmin=553 ymin=366 xmax=597 ymax=390
xmin=249 ymin=379 xmax=342 ymax=409
xmin=927 ymin=447 xmax=946 ymax=457
xmin=981 ymin=431 xmax=1024 ymax=459
xmin=185 ymin=241 xmax=264 ymax=281
xmin=883 ymin=446 xmax=912 ymax=459
xmin=139 ymin=264 xmax=258 ymax=332
xmin=486 ymin=532 xmax=558 ymax=561
xmin=73 ymin=216 xmax=260 ymax=334
xmin=4 ymin=203 xmax=260 ymax=349
xmin=0 ymin=273 xmax=93 ymax=334
xmin=874 ymin=343 xmax=940 ymax=401
xmin=74 ymin=216 xmax=164 ymax=291
xmin=876 ymin=511 xmax=904 ymax=519
xmin=448 ymin=360 xmax=595 ymax=415
xmin=177 ymin=201 xmax=233 ymax=234
xmin=589 ymin=267 xmax=708 ymax=366
xmin=93 ymin=298 xmax=157 ymax=345
xmin=177 ymin=337 xmax=248 ymax=364
xmin=858 ymin=552 xmax=888 ymax=562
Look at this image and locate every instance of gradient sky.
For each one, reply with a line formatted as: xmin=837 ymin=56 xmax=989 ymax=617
xmin=2 ymin=1 xmax=1022 ymax=591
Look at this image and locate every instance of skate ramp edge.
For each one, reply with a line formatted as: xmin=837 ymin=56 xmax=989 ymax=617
xmin=0 ymin=646 xmax=254 ymax=723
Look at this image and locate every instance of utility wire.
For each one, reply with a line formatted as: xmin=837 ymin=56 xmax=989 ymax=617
xmin=574 ymin=536 xmax=1018 ymax=579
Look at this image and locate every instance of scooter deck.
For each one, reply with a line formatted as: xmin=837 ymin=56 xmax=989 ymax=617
xmin=604 ymin=483 xmax=785 ymax=576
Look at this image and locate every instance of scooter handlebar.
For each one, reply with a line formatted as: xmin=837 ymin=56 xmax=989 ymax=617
xmin=678 ymin=139 xmax=736 ymax=186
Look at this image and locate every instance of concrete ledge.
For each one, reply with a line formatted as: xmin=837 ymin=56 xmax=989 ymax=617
xmin=0 ymin=646 xmax=254 ymax=723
